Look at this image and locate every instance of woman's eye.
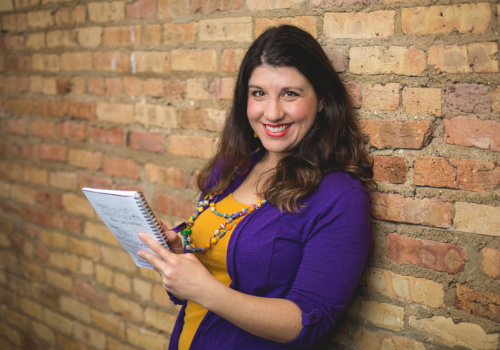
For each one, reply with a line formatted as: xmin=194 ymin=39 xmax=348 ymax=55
xmin=284 ymin=91 xmax=298 ymax=97
xmin=252 ymin=91 xmax=265 ymax=97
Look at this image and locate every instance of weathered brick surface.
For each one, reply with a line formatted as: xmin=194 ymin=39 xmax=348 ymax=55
xmin=350 ymin=46 xmax=426 ymax=76
xmin=454 ymin=202 xmax=500 ymax=237
xmin=428 ymin=43 xmax=499 ymax=74
xmin=362 ymin=83 xmax=399 ymax=111
xmin=359 ymin=120 xmax=432 ymax=149
xmin=371 ymin=192 xmax=452 ymax=228
xmin=346 ymin=297 xmax=404 ymax=331
xmin=324 ymin=11 xmax=395 ymax=39
xmin=481 ymin=247 xmax=500 ymax=279
xmin=444 ymin=116 xmax=500 ymax=152
xmin=456 ymin=284 xmax=500 ymax=322
xmin=103 ymin=157 xmax=140 ymax=179
xmin=402 ymin=87 xmax=441 ymax=116
xmin=199 ymin=17 xmax=252 ymax=42
xmin=369 ymin=156 xmax=407 ymax=184
xmin=354 ymin=327 xmax=426 ymax=350
xmin=446 ymin=81 xmax=491 ymax=114
xmin=255 ymin=16 xmax=317 ymax=38
xmin=153 ymin=193 xmax=195 ymax=219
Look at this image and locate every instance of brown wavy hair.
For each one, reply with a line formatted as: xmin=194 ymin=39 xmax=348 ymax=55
xmin=197 ymin=25 xmax=374 ymax=212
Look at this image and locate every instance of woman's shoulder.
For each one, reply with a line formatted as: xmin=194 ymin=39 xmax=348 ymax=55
xmin=318 ymin=171 xmax=369 ymax=197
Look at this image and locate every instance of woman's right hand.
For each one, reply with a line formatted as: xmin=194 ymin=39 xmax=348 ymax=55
xmin=158 ymin=219 xmax=185 ymax=254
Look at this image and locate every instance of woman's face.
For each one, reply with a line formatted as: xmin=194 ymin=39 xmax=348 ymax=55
xmin=247 ymin=65 xmax=322 ymax=159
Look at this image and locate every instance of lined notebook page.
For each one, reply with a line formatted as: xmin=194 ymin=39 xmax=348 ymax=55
xmin=82 ymin=188 xmax=170 ymax=269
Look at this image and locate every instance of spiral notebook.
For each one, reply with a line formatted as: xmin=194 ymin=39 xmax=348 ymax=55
xmin=82 ymin=188 xmax=172 ymax=270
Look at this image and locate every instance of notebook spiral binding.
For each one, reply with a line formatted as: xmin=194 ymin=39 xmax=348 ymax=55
xmin=135 ymin=192 xmax=173 ymax=252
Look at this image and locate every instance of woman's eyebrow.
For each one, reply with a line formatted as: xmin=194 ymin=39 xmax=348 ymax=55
xmin=248 ymin=84 xmax=262 ymax=89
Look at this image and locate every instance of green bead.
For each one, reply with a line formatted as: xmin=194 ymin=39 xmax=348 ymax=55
xmin=186 ymin=228 xmax=192 ymax=234
xmin=181 ymin=230 xmax=188 ymax=236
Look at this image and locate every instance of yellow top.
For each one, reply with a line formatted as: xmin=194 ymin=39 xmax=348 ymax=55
xmin=178 ymin=193 xmax=246 ymax=350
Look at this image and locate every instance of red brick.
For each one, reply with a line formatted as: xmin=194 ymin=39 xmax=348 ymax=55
xmin=220 ymin=49 xmax=246 ymax=73
xmin=5 ymin=56 xmax=30 ymax=72
xmin=65 ymin=101 xmax=96 ymax=120
xmin=127 ymin=0 xmax=155 ymax=18
xmin=481 ymin=247 xmax=500 ymax=279
xmin=57 ymin=335 xmax=86 ymax=350
xmin=29 ymin=120 xmax=55 ymax=139
xmin=145 ymin=164 xmax=185 ymax=188
xmin=5 ymin=35 xmax=24 ymax=51
xmin=446 ymin=81 xmax=491 ymax=114
xmin=371 ymin=192 xmax=452 ymax=228
xmin=105 ymin=78 xmax=123 ymax=96
xmin=51 ymin=213 xmax=81 ymax=235
xmin=36 ymin=99 xmax=65 ymax=117
xmin=93 ymin=51 xmax=129 ymax=72
xmin=493 ymin=87 xmax=500 ymax=113
xmin=369 ymin=156 xmax=407 ymax=184
xmin=345 ymin=81 xmax=361 ymax=108
xmin=386 ymin=233 xmax=466 ymax=274
xmin=14 ymin=221 xmax=40 ymax=239
xmin=456 ymin=284 xmax=500 ymax=322
xmin=39 ymin=144 xmax=68 ymax=163
xmin=323 ymin=45 xmax=346 ymax=73
xmin=123 ymin=76 xmax=142 ymax=96
xmin=7 ymin=99 xmax=33 ymax=114
xmin=90 ymin=127 xmax=124 ymax=146
xmin=78 ymin=173 xmax=113 ymax=190
xmin=0 ymin=139 xmax=4 ymax=155
xmin=88 ymin=77 xmax=104 ymax=95
xmin=60 ymin=52 xmax=92 ymax=71
xmin=168 ymin=134 xmax=214 ymax=159
xmin=35 ymin=191 xmax=63 ymax=210
xmin=103 ymin=157 xmax=140 ymax=179
xmin=142 ymin=24 xmax=161 ymax=45
xmin=56 ymin=79 xmax=71 ymax=94
xmin=188 ymin=170 xmax=200 ymax=191
xmin=128 ymin=131 xmax=165 ymax=153
xmin=74 ymin=280 xmax=105 ymax=305
xmin=164 ymin=79 xmax=184 ymax=98
xmin=25 ymin=207 xmax=51 ymax=227
xmin=0 ymin=161 xmax=23 ymax=181
xmin=359 ymin=120 xmax=432 ymax=149
xmin=103 ymin=25 xmax=141 ymax=47
xmin=414 ymin=157 xmax=500 ymax=192
xmin=444 ymin=116 xmax=500 ymax=152
xmin=58 ymin=122 xmax=87 ymax=141
xmin=158 ymin=0 xmax=190 ymax=18
xmin=11 ymin=236 xmax=22 ymax=253
xmin=143 ymin=78 xmax=164 ymax=97
xmin=153 ymin=193 xmax=194 ymax=219
xmin=0 ymin=200 xmax=22 ymax=216
xmin=2 ymin=119 xmax=26 ymax=135
xmin=164 ymin=22 xmax=195 ymax=44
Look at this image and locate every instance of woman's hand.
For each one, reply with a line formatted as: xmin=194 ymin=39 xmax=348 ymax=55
xmin=137 ymin=232 xmax=222 ymax=305
xmin=157 ymin=219 xmax=184 ymax=254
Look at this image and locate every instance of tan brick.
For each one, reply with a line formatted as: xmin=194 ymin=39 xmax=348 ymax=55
xmin=57 ymin=335 xmax=87 ymax=350
xmin=91 ymin=310 xmax=126 ymax=337
xmin=371 ymin=192 xmax=452 ymax=228
xmin=7 ymin=309 xmax=30 ymax=329
xmin=84 ymin=221 xmax=119 ymax=246
xmin=199 ymin=17 xmax=252 ymax=42
xmin=133 ymin=278 xmax=152 ymax=300
xmin=45 ymin=268 xmax=73 ymax=292
xmin=11 ymin=184 xmax=36 ymax=205
xmin=74 ymin=322 xmax=106 ymax=350
xmin=350 ymin=46 xmax=426 ymax=76
xmin=456 ymin=284 xmax=500 ymax=322
xmin=0 ymin=0 xmax=14 ymax=12
xmin=210 ymin=78 xmax=234 ymax=100
xmin=324 ymin=11 xmax=394 ymax=39
xmin=113 ymin=272 xmax=131 ymax=293
xmin=78 ymin=26 xmax=102 ymax=48
xmin=402 ymin=87 xmax=441 ymax=116
xmin=109 ymin=292 xmax=142 ymax=322
xmin=409 ymin=316 xmax=499 ymax=350
xmin=69 ymin=237 xmax=100 ymax=260
xmin=359 ymin=120 xmax=432 ymax=149
xmin=367 ymin=267 xmax=444 ymax=308
xmin=346 ymin=297 xmax=404 ymax=331
xmin=171 ymin=49 xmax=217 ymax=72
xmin=44 ymin=308 xmax=72 ymax=335
xmin=2 ymin=13 xmax=27 ymax=31
xmin=164 ymin=22 xmax=195 ymax=44
xmin=362 ymin=83 xmax=399 ymax=111
xmin=158 ymin=0 xmax=190 ymax=18
xmin=96 ymin=103 xmax=134 ymax=124
xmin=481 ymin=247 xmax=500 ymax=279
xmin=93 ymin=51 xmax=129 ymax=72
xmin=49 ymin=252 xmax=78 ymax=272
xmin=47 ymin=29 xmax=76 ymax=48
xmin=41 ymin=229 xmax=68 ymax=249
xmin=96 ymin=264 xmax=113 ymax=287
xmin=88 ymin=1 xmax=125 ymax=22
xmin=74 ymin=280 xmax=105 ymax=306
xmin=62 ymin=193 xmax=95 ymax=218
xmin=68 ymin=149 xmax=102 ymax=170
xmin=103 ymin=25 xmax=141 ymax=46
xmin=179 ymin=108 xmax=226 ymax=132
xmin=144 ymin=308 xmax=177 ymax=332
xmin=454 ymin=202 xmax=500 ymax=237
xmin=145 ymin=164 xmax=185 ymax=188
xmin=21 ymin=258 xmax=44 ymax=281
xmin=60 ymin=51 xmax=92 ymax=71
xmin=402 ymin=3 xmax=491 ymax=35
xmin=19 ymin=297 xmax=43 ymax=320
xmin=142 ymin=23 xmax=160 ymax=45
xmin=247 ymin=0 xmax=304 ymax=10
xmin=186 ymin=78 xmax=209 ymax=99
xmin=428 ymin=43 xmax=499 ymax=74
xmin=103 ymin=157 xmax=140 ymax=179
xmin=60 ymin=295 xmax=91 ymax=323
xmin=27 ymin=10 xmax=54 ymax=29
xmin=143 ymin=78 xmax=164 ymax=97
xmin=7 ymin=98 xmax=33 ymax=114
xmin=32 ymin=53 xmax=59 ymax=72
xmin=134 ymin=104 xmax=177 ymax=128
xmin=24 ymin=167 xmax=48 ymax=185
xmin=130 ymin=51 xmax=170 ymax=73
xmin=168 ymin=134 xmax=215 ymax=159
xmin=221 ymin=48 xmax=246 ymax=72
xmin=105 ymin=77 xmax=123 ymax=96
xmin=126 ymin=323 xmax=165 ymax=350
xmin=101 ymin=246 xmax=137 ymax=273
xmin=79 ymin=258 xmax=94 ymax=275
xmin=354 ymin=327 xmax=426 ymax=350
xmin=32 ymin=320 xmax=56 ymax=345
xmin=49 ymin=171 xmax=77 ymax=190
xmin=255 ymin=16 xmax=317 ymax=38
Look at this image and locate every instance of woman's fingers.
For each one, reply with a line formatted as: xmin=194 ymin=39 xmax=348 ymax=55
xmin=138 ymin=232 xmax=173 ymax=262
xmin=157 ymin=219 xmax=184 ymax=253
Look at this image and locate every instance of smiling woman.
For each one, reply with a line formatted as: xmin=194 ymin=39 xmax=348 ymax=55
xmin=137 ymin=25 xmax=374 ymax=350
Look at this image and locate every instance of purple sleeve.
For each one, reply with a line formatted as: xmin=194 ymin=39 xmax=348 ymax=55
xmin=283 ymin=189 xmax=371 ymax=348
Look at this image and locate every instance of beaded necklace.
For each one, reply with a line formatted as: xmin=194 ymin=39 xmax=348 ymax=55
xmin=180 ymin=148 xmax=267 ymax=253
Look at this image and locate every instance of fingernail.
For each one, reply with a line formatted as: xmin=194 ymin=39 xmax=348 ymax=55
xmin=138 ymin=232 xmax=143 ymax=239
xmin=137 ymin=251 xmax=143 ymax=257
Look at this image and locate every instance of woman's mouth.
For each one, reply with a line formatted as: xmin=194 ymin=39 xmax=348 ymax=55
xmin=262 ymin=123 xmax=292 ymax=137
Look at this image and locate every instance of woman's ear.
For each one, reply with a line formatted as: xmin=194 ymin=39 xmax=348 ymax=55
xmin=318 ymin=99 xmax=324 ymax=113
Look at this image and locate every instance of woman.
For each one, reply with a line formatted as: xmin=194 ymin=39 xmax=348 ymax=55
xmin=137 ymin=25 xmax=373 ymax=349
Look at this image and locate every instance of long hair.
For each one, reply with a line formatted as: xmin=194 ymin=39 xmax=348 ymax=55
xmin=197 ymin=25 xmax=374 ymax=212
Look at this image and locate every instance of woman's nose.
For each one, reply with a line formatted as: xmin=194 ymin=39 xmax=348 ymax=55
xmin=264 ymin=98 xmax=284 ymax=121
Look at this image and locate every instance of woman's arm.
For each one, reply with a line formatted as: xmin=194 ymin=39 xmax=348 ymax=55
xmin=137 ymin=232 xmax=303 ymax=343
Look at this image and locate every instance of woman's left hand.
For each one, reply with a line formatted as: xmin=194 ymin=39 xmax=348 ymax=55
xmin=137 ymin=232 xmax=221 ymax=306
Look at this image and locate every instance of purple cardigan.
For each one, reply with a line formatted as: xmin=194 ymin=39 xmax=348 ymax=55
xmin=167 ymin=150 xmax=371 ymax=349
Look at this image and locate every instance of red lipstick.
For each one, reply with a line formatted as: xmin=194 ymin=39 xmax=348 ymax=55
xmin=262 ymin=123 xmax=292 ymax=137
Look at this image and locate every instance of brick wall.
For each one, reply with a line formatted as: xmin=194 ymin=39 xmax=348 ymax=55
xmin=0 ymin=0 xmax=499 ymax=349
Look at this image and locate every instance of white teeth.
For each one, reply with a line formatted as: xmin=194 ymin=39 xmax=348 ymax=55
xmin=265 ymin=124 xmax=290 ymax=133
